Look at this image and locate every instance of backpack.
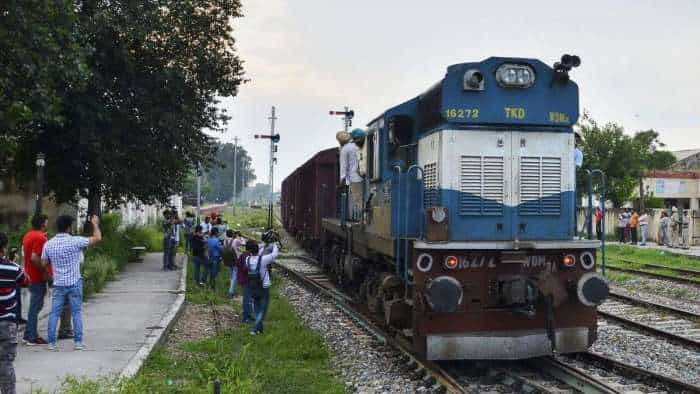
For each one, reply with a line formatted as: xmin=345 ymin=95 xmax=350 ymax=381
xmin=221 ymin=239 xmax=237 ymax=267
xmin=246 ymin=255 xmax=264 ymax=290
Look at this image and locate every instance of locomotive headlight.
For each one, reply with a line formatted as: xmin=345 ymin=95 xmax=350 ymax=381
xmin=444 ymin=256 xmax=459 ymax=270
xmin=496 ymin=64 xmax=535 ymax=88
xmin=562 ymin=254 xmax=576 ymax=268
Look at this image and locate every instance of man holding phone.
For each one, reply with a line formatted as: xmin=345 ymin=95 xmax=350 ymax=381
xmin=41 ymin=215 xmax=102 ymax=351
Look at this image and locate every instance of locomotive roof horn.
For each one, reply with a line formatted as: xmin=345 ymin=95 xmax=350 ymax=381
xmin=553 ymin=54 xmax=581 ymax=84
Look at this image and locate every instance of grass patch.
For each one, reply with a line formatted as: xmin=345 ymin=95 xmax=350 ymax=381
xmin=604 ymin=245 xmax=700 ymax=283
xmin=221 ymin=207 xmax=278 ymax=235
xmin=604 ymin=271 xmax=634 ymax=284
xmin=63 ymin=243 xmax=344 ymax=393
xmin=607 ymin=245 xmax=700 ymax=270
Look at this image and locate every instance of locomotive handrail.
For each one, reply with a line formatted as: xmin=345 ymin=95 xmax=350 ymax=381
xmin=585 ymin=169 xmax=607 ymax=276
xmin=392 ymin=165 xmax=403 ymax=281
xmin=405 ymin=165 xmax=425 ymax=285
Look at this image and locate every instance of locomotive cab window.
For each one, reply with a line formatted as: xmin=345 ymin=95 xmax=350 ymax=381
xmin=367 ymin=123 xmax=380 ymax=181
xmin=388 ymin=115 xmax=416 ymax=169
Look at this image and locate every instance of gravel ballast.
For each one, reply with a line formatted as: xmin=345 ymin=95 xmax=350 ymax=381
xmin=611 ymin=276 xmax=700 ymax=314
xmin=591 ymin=318 xmax=700 ymax=386
xmin=277 ymin=274 xmax=427 ymax=394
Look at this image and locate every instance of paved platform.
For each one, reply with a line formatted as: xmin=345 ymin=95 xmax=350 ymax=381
xmin=606 ymin=241 xmax=700 ymax=258
xmin=14 ymin=253 xmax=186 ymax=393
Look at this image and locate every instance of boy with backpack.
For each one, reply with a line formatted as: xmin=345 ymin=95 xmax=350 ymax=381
xmin=241 ymin=239 xmax=279 ymax=335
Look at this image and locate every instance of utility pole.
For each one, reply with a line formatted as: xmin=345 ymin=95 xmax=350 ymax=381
xmin=232 ymin=136 xmax=239 ymax=216
xmin=255 ymin=106 xmax=280 ymax=230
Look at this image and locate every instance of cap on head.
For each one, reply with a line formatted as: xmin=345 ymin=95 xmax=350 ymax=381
xmin=351 ymin=128 xmax=367 ymax=139
xmin=336 ymin=131 xmax=351 ymax=144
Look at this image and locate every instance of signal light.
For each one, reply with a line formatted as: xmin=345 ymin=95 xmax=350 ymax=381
xmin=562 ymin=254 xmax=576 ymax=267
xmin=444 ymin=256 xmax=459 ymax=270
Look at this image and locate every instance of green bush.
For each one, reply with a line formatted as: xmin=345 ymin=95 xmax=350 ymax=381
xmin=123 ymin=225 xmax=163 ymax=253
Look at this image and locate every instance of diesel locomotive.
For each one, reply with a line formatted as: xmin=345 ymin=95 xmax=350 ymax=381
xmin=281 ymin=55 xmax=609 ymax=360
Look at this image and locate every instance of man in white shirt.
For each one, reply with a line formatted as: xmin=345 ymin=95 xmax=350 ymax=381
xmin=338 ymin=129 xmax=366 ymax=221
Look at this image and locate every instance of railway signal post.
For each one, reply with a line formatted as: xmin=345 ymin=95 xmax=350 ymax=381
xmin=255 ymin=106 xmax=280 ymax=230
xmin=329 ymin=107 xmax=354 ymax=131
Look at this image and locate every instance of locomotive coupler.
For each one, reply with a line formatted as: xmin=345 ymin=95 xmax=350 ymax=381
xmin=497 ymin=276 xmax=538 ymax=318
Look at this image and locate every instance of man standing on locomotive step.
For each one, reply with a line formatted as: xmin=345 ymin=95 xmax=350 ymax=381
xmin=351 ymin=128 xmax=367 ymax=221
xmin=338 ymin=129 xmax=365 ymax=221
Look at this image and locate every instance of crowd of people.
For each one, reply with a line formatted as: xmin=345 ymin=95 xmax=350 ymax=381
xmin=1 ymin=213 xmax=101 ymax=393
xmin=163 ymin=209 xmax=281 ymax=336
xmin=603 ymin=206 xmax=690 ymax=248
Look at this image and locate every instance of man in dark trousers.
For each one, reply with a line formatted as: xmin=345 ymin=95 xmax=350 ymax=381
xmin=1 ymin=231 xmax=28 ymax=394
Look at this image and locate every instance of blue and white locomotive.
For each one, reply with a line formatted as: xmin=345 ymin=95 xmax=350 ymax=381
xmin=285 ymin=54 xmax=609 ymax=361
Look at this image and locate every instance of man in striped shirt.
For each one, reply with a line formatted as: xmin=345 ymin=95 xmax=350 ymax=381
xmin=41 ymin=215 xmax=102 ymax=351
xmin=1 ymin=231 xmax=28 ymax=394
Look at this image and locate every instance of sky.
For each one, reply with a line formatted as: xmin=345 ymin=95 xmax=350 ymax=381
xmin=212 ymin=0 xmax=700 ymax=191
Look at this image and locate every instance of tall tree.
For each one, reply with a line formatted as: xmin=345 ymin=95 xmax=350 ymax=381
xmin=630 ymin=130 xmax=676 ymax=210
xmin=0 ymin=0 xmax=88 ymax=170
xmin=576 ymin=113 xmax=675 ymax=207
xmin=12 ymin=0 xmax=245 ymax=213
xmin=202 ymin=142 xmax=256 ymax=203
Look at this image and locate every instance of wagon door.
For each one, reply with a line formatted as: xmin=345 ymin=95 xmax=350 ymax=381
xmin=512 ymin=131 xmax=575 ymax=240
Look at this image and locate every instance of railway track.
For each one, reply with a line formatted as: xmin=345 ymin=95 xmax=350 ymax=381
xmin=605 ymin=263 xmax=700 ymax=286
xmin=599 ymin=291 xmax=700 ymax=351
xmin=275 ymin=254 xmax=700 ymax=393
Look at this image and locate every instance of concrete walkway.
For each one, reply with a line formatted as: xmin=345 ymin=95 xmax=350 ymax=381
xmin=14 ymin=253 xmax=185 ymax=393
xmin=607 ymin=241 xmax=700 ymax=258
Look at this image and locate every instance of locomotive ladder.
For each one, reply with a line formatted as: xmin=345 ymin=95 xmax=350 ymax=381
xmin=392 ymin=165 xmax=425 ymax=286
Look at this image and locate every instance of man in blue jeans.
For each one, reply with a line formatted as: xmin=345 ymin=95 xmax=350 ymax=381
xmin=41 ymin=214 xmax=102 ymax=351
xmin=205 ymin=227 xmax=222 ymax=289
xmin=190 ymin=225 xmax=207 ymax=286
xmin=21 ymin=214 xmax=50 ymax=345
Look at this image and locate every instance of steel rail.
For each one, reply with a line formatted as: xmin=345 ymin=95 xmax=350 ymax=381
xmin=527 ymin=357 xmax=620 ymax=394
xmin=604 ymin=264 xmax=700 ymax=286
xmin=579 ymin=352 xmax=700 ymax=394
xmin=598 ymin=310 xmax=700 ymax=351
xmin=609 ymin=290 xmax=700 ymax=320
xmin=274 ymin=259 xmax=465 ymax=394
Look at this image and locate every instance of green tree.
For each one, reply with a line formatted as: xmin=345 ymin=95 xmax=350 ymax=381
xmin=577 ymin=113 xmax=675 ymax=207
xmin=11 ymin=0 xmax=245 ymax=213
xmin=0 ymin=0 xmax=88 ymax=169
xmin=630 ymin=130 xmax=676 ymax=210
xmin=202 ymin=143 xmax=256 ymax=203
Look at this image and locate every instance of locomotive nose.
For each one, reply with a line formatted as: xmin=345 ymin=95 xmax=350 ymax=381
xmin=576 ymin=272 xmax=609 ymax=307
xmin=426 ymin=276 xmax=463 ymax=313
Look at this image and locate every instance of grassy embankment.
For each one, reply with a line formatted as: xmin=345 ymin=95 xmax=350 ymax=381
xmin=602 ymin=244 xmax=700 ymax=285
xmin=64 ymin=208 xmax=344 ymax=394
